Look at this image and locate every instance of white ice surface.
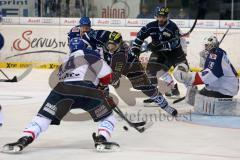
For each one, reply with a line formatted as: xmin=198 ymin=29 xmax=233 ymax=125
xmin=0 ymin=69 xmax=240 ymax=160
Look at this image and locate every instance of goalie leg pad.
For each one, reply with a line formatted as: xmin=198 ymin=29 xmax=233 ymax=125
xmin=185 ymin=86 xmax=198 ymax=106
xmin=194 ymin=93 xmax=239 ymax=116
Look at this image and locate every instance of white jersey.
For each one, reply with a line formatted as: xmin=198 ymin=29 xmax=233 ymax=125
xmin=58 ymin=49 xmax=112 ymax=86
xmin=199 ymin=48 xmax=239 ymax=96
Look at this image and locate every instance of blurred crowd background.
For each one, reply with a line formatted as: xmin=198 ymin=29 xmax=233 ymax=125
xmin=0 ymin=0 xmax=239 ymax=20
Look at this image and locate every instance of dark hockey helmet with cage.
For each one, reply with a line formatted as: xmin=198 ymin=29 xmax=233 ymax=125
xmin=108 ymin=31 xmax=123 ymax=45
xmin=155 ymin=6 xmax=169 ymax=17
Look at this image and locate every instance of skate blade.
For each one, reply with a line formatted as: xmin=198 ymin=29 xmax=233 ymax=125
xmin=96 ymin=143 xmax=120 ymax=152
xmin=1 ymin=145 xmax=22 ymax=154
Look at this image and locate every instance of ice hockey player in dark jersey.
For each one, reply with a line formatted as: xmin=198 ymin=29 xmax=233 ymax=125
xmin=75 ymin=28 xmax=178 ymax=116
xmin=2 ymin=38 xmax=120 ymax=153
xmin=68 ymin=17 xmax=178 ymax=116
xmin=131 ymin=7 xmax=189 ymax=102
xmin=105 ymin=31 xmax=177 ymax=116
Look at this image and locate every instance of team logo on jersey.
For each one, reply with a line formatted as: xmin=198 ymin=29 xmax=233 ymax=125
xmin=158 ymin=34 xmax=162 ymax=41
xmin=209 ymin=53 xmax=217 ymax=60
xmin=208 ymin=62 xmax=215 ymax=69
xmin=163 ymin=32 xmax=171 ymax=37
xmin=0 ymin=33 xmax=4 ymax=50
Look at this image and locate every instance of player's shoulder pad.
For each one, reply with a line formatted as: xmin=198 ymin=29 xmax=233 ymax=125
xmin=215 ymin=47 xmax=226 ymax=55
xmin=167 ymin=19 xmax=179 ymax=30
xmin=140 ymin=20 xmax=158 ymax=33
xmin=212 ymin=48 xmax=225 ymax=60
xmin=146 ymin=20 xmax=158 ymax=28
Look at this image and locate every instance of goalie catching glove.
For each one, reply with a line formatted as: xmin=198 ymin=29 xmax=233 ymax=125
xmin=173 ymin=63 xmax=203 ymax=86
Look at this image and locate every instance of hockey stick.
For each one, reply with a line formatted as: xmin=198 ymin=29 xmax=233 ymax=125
xmin=113 ymin=106 xmax=153 ymax=133
xmin=173 ymin=26 xmax=231 ymax=104
xmin=219 ymin=26 xmax=231 ymax=44
xmin=0 ymin=65 xmax=33 ymax=82
xmin=0 ymin=69 xmax=10 ymax=80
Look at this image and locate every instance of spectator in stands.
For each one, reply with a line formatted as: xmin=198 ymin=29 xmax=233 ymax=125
xmin=44 ymin=0 xmax=58 ymax=17
xmin=177 ymin=8 xmax=189 ymax=19
xmin=137 ymin=4 xmax=154 ymax=19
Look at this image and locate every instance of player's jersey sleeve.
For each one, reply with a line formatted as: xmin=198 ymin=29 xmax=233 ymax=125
xmin=82 ymin=30 xmax=111 ymax=50
xmin=133 ymin=25 xmax=150 ymax=48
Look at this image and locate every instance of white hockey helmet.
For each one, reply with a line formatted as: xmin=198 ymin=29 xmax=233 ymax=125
xmin=203 ymin=35 xmax=219 ymax=51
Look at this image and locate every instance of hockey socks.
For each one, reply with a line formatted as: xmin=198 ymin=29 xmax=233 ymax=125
xmin=151 ymin=95 xmax=178 ymax=116
xmin=23 ymin=115 xmax=51 ymax=139
xmin=98 ymin=113 xmax=116 ymax=141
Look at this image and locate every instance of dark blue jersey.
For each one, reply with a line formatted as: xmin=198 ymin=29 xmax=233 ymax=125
xmin=133 ymin=20 xmax=181 ymax=50
xmin=82 ymin=30 xmax=111 ymax=50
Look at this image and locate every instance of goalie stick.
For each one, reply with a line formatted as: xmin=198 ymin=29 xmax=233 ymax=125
xmin=173 ymin=26 xmax=232 ymax=104
xmin=0 ymin=65 xmax=33 ymax=82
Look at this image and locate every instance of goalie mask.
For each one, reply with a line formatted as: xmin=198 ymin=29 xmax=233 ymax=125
xmin=203 ymin=36 xmax=219 ymax=51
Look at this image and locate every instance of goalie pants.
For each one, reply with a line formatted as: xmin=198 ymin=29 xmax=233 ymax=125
xmin=199 ymin=88 xmax=233 ymax=98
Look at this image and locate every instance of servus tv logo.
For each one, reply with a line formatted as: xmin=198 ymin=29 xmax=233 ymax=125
xmin=7 ymin=30 xmax=68 ymax=59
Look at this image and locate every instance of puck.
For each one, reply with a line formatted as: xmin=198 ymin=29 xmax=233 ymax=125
xmin=123 ymin=126 xmax=128 ymax=131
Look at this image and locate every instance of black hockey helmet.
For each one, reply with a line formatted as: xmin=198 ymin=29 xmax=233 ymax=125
xmin=155 ymin=6 xmax=169 ymax=17
xmin=107 ymin=31 xmax=123 ymax=53
xmin=108 ymin=31 xmax=123 ymax=45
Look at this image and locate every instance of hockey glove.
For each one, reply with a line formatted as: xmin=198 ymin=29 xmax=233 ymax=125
xmin=147 ymin=42 xmax=171 ymax=52
xmin=130 ymin=46 xmax=141 ymax=56
xmin=173 ymin=63 xmax=194 ymax=86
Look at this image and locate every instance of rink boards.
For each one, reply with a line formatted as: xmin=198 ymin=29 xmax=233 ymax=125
xmin=0 ymin=17 xmax=240 ymax=73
